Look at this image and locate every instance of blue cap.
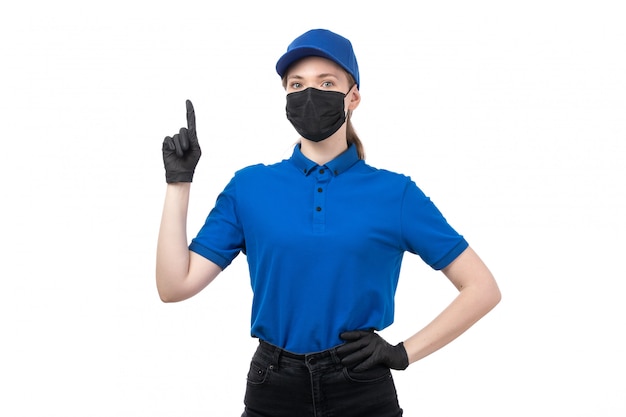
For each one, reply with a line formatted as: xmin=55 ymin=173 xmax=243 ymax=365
xmin=276 ymin=29 xmax=360 ymax=88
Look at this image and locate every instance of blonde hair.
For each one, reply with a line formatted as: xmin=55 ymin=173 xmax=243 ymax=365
xmin=282 ymin=73 xmax=365 ymax=160
xmin=346 ymin=107 xmax=364 ymax=160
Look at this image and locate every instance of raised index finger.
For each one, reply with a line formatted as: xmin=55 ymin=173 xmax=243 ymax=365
xmin=186 ymin=99 xmax=196 ymax=134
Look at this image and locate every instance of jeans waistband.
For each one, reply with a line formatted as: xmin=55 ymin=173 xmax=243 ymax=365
xmin=257 ymin=339 xmax=343 ymax=370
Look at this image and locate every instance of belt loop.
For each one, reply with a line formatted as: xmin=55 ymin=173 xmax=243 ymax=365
xmin=270 ymin=343 xmax=282 ymax=370
xmin=330 ymin=347 xmax=343 ymax=369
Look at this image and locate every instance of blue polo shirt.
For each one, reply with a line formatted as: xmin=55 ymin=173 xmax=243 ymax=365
xmin=189 ymin=144 xmax=468 ymax=354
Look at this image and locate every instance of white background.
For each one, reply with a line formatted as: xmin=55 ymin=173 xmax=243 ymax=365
xmin=1 ymin=0 xmax=625 ymax=415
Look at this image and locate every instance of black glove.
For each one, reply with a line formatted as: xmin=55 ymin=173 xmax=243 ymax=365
xmin=162 ymin=100 xmax=202 ymax=183
xmin=337 ymin=330 xmax=409 ymax=372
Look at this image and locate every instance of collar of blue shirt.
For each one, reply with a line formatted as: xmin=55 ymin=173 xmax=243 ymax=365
xmin=291 ymin=143 xmax=360 ymax=176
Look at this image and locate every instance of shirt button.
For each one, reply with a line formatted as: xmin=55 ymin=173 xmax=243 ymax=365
xmin=316 ymin=207 xmax=322 ymax=212
xmin=319 ymin=169 xmax=325 ymax=174
xmin=317 ymin=187 xmax=323 ymax=192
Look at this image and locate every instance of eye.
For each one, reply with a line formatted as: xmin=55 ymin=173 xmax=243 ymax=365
xmin=322 ymin=81 xmax=334 ymax=88
xmin=290 ymin=82 xmax=302 ymax=89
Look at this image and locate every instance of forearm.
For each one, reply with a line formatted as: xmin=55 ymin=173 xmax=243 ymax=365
xmin=403 ymin=281 xmax=500 ymax=364
xmin=156 ymin=183 xmax=192 ymax=300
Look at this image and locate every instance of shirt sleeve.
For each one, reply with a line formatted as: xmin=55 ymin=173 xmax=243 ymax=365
xmin=400 ymin=179 xmax=468 ymax=270
xmin=189 ymin=176 xmax=244 ymax=269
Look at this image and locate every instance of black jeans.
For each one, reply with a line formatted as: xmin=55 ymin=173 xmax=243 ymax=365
xmin=241 ymin=340 xmax=403 ymax=417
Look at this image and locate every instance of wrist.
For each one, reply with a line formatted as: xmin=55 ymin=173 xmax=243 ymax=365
xmin=165 ymin=182 xmax=192 ymax=201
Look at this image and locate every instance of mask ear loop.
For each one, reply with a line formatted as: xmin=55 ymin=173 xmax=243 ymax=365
xmin=344 ymin=83 xmax=358 ymax=118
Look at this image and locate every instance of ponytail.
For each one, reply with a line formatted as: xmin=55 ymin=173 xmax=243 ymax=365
xmin=346 ymin=110 xmax=365 ymax=160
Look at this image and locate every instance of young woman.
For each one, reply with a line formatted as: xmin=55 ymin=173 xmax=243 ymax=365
xmin=157 ymin=28 xmax=501 ymax=417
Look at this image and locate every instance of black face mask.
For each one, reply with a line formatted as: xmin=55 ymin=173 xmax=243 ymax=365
xmin=285 ymin=87 xmax=348 ymax=142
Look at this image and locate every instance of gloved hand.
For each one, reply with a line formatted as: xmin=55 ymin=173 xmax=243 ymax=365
xmin=337 ymin=330 xmax=409 ymax=372
xmin=162 ymin=100 xmax=202 ymax=183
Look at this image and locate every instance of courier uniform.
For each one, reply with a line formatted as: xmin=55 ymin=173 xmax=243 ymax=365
xmin=157 ymin=27 xmax=493 ymax=417
xmin=189 ymin=143 xmax=468 ymax=354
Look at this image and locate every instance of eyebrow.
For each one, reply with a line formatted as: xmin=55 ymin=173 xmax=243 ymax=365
xmin=287 ymin=73 xmax=340 ymax=81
